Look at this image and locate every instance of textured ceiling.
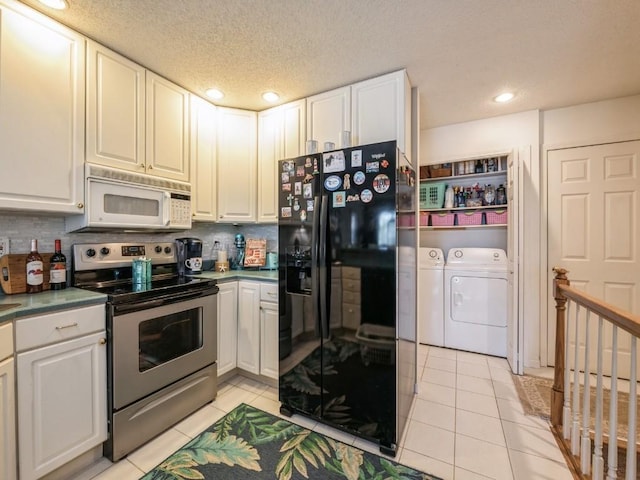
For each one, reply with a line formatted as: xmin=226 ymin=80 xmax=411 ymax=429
xmin=18 ymin=0 xmax=640 ymax=129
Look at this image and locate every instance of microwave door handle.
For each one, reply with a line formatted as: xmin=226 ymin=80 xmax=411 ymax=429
xmin=163 ymin=192 xmax=171 ymax=226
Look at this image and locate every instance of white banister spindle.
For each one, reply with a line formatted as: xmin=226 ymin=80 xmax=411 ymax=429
xmin=571 ymin=305 xmax=582 ymax=455
xmin=607 ymin=327 xmax=619 ymax=480
xmin=592 ymin=316 xmax=604 ymax=480
xmin=625 ymin=337 xmax=637 ymax=480
xmin=581 ymin=310 xmax=592 ymax=474
xmin=563 ymin=300 xmax=572 ymax=440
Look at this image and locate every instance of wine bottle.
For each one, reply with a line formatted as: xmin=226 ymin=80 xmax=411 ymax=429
xmin=50 ymin=239 xmax=67 ymax=290
xmin=26 ymin=239 xmax=44 ymax=294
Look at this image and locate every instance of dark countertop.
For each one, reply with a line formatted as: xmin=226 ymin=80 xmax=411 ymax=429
xmin=0 ymin=288 xmax=108 ymax=326
xmin=0 ymin=270 xmax=277 ymax=326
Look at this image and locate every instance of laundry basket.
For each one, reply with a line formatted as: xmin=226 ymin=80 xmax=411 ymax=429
xmin=355 ymin=324 xmax=395 ymax=365
xmin=419 ymin=182 xmax=445 ymax=210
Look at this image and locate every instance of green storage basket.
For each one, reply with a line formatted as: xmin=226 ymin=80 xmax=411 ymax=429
xmin=420 ymin=182 xmax=445 ymax=209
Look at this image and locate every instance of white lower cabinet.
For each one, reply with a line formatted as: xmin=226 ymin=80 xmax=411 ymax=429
xmin=221 ymin=280 xmax=278 ymax=379
xmin=236 ymin=281 xmax=261 ymax=374
xmin=259 ymin=283 xmax=279 ymax=379
xmin=0 ymin=323 xmax=16 ymax=480
xmin=216 ymin=282 xmax=238 ymax=376
xmin=16 ymin=305 xmax=107 ymax=480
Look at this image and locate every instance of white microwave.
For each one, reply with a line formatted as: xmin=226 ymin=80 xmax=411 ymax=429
xmin=65 ymin=165 xmax=192 ymax=232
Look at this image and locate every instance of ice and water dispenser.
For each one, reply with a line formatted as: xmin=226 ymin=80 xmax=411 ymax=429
xmin=285 ymin=242 xmax=312 ymax=295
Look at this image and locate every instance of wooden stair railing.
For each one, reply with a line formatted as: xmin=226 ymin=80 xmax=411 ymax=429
xmin=552 ymin=267 xmax=640 ymax=480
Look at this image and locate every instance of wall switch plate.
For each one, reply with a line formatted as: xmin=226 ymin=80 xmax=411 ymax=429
xmin=0 ymin=237 xmax=9 ymax=258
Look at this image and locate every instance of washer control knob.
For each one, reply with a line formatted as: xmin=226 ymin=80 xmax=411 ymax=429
xmin=100 ymin=247 xmax=110 ymax=256
xmin=86 ymin=248 xmax=96 ymax=258
xmin=155 ymin=245 xmax=163 ymax=253
xmin=164 ymin=246 xmax=172 ymax=254
xmin=454 ymin=250 xmax=463 ymax=258
xmin=493 ymin=252 xmax=500 ymax=258
xmin=429 ymin=250 xmax=437 ymax=258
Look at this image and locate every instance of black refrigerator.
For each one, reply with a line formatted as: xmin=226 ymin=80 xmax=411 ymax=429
xmin=277 ymin=140 xmax=417 ymax=456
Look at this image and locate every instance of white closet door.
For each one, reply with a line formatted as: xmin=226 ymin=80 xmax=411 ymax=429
xmin=547 ymin=140 xmax=640 ymax=378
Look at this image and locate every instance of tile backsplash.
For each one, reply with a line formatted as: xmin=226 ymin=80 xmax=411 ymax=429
xmin=0 ymin=213 xmax=277 ymax=265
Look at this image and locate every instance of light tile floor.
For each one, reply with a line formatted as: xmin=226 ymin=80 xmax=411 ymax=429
xmin=75 ymin=344 xmax=573 ymax=480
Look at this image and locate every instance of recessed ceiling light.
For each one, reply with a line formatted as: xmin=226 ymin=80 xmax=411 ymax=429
xmin=494 ymin=92 xmax=515 ymax=103
xmin=205 ymin=88 xmax=224 ymax=100
xmin=38 ymin=0 xmax=68 ymax=9
xmin=262 ymin=91 xmax=279 ymax=103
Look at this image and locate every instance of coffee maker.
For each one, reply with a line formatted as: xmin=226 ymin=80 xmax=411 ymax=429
xmin=175 ymin=237 xmax=203 ymax=276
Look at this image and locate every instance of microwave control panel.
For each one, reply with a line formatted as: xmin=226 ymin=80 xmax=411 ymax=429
xmin=170 ymin=194 xmax=192 ymax=227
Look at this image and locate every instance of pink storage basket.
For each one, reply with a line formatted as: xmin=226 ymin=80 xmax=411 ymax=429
xmin=430 ymin=212 xmax=455 ymax=226
xmin=485 ymin=209 xmax=507 ymax=225
xmin=419 ymin=211 xmax=429 ymax=226
xmin=398 ymin=213 xmax=415 ymax=227
xmin=457 ymin=210 xmax=483 ymax=226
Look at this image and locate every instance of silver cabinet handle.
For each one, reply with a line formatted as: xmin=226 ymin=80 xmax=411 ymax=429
xmin=267 ymin=292 xmax=277 ymax=297
xmin=55 ymin=322 xmax=78 ymax=330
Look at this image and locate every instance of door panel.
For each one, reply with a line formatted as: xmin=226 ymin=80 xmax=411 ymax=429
xmin=507 ymin=148 xmax=523 ymax=374
xmin=547 ymin=140 xmax=640 ymax=378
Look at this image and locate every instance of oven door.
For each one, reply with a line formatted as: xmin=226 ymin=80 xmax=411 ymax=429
xmin=111 ymin=292 xmax=216 ymax=410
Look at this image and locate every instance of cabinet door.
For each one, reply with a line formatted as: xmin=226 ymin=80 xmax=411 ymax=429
xmin=306 ymin=86 xmax=351 ymax=149
xmin=216 ymin=282 xmax=238 ymax=376
xmin=282 ymin=99 xmax=306 ymax=159
xmin=236 ymin=281 xmax=260 ymax=374
xmin=0 ymin=357 xmax=16 ymax=480
xmin=0 ymin=1 xmax=85 ymax=214
xmin=257 ymin=107 xmax=281 ymax=223
xmin=217 ymin=107 xmax=257 ymax=222
xmin=259 ymin=301 xmax=279 ymax=379
xmin=17 ymin=331 xmax=107 ymax=480
xmin=146 ymin=71 xmax=190 ymax=182
xmin=86 ymin=41 xmax=145 ymax=172
xmin=351 ymin=70 xmax=411 ymax=160
xmin=190 ymin=96 xmax=218 ymax=221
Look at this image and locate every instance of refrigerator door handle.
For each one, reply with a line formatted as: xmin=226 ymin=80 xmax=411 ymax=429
xmin=318 ymin=194 xmax=330 ymax=339
xmin=311 ymin=195 xmax=321 ymax=337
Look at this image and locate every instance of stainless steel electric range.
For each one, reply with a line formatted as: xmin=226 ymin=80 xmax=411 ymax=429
xmin=72 ymin=242 xmax=219 ymax=461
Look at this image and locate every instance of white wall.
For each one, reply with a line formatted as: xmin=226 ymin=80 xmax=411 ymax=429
xmin=420 ymin=110 xmax=542 ymax=369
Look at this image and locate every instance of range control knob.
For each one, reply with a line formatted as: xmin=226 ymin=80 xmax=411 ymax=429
xmin=86 ymin=248 xmax=96 ymax=258
xmin=155 ymin=245 xmax=163 ymax=253
xmin=164 ymin=246 xmax=172 ymax=254
xmin=100 ymin=247 xmax=110 ymax=256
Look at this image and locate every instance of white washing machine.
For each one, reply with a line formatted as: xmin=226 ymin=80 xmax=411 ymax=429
xmin=444 ymin=248 xmax=508 ymax=357
xmin=419 ymin=247 xmax=445 ymax=346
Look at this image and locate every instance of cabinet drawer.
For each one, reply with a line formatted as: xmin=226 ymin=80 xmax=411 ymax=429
xmin=16 ymin=304 xmax=105 ymax=352
xmin=342 ymin=279 xmax=361 ymax=293
xmin=342 ymin=303 xmax=361 ymax=330
xmin=260 ymin=283 xmax=278 ymax=303
xmin=342 ymin=290 xmax=360 ymax=305
xmin=341 ymin=266 xmax=360 ymax=280
xmin=0 ymin=323 xmax=13 ymax=361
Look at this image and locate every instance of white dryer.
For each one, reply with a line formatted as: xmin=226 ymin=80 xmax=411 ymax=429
xmin=444 ymin=248 xmax=508 ymax=357
xmin=418 ymin=247 xmax=445 ymax=346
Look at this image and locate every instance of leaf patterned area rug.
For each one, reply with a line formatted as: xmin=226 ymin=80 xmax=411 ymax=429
xmin=140 ymin=403 xmax=441 ymax=480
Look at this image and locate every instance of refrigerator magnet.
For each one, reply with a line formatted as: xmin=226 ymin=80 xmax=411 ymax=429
xmin=351 ymin=150 xmax=363 ymax=167
xmin=343 ymin=173 xmax=351 ymax=190
xmin=353 ymin=171 xmax=365 ymax=185
xmin=294 ymin=182 xmax=302 ymax=195
xmin=333 ymin=191 xmax=346 ymax=207
xmin=324 ymin=175 xmax=342 ymax=191
xmin=296 ymin=166 xmax=305 ymax=177
xmin=381 ymin=159 xmax=390 ymax=169
xmin=300 ymin=210 xmax=307 ymax=221
xmin=305 ymin=157 xmax=312 ymax=167
xmin=282 ymin=183 xmax=291 ymax=192
xmin=373 ymin=174 xmax=390 ymax=193
xmin=361 ymin=189 xmax=373 ymax=203
xmin=346 ymin=193 xmax=360 ymax=202
xmin=281 ymin=172 xmax=290 ymax=183
xmin=366 ymin=161 xmax=379 ymax=173
xmin=306 ymin=199 xmax=315 ymax=211
xmin=281 ymin=207 xmax=292 ymax=218
xmin=303 ymin=183 xmax=313 ymax=199
xmin=323 ymin=151 xmax=346 ymax=173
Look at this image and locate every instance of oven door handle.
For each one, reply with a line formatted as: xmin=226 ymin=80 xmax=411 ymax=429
xmin=113 ymin=288 xmax=217 ymax=315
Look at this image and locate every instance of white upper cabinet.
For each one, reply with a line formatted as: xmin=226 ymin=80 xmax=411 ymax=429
xmin=190 ymin=95 xmax=218 ymax=222
xmin=257 ymin=99 xmax=306 ymax=223
xmin=0 ymin=0 xmax=85 ymax=214
xmin=351 ymin=70 xmax=412 ymax=161
xmin=306 ymin=86 xmax=351 ymax=149
xmin=145 ymin=72 xmax=190 ymax=182
xmin=86 ymin=43 xmax=190 ymax=182
xmin=217 ymin=107 xmax=257 ymax=223
xmin=86 ymin=40 xmax=145 ymax=172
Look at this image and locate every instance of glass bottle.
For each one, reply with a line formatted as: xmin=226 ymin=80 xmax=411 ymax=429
xmin=483 ymin=184 xmax=496 ymax=205
xmin=496 ymin=184 xmax=507 ymax=205
xmin=26 ymin=239 xmax=44 ymax=293
xmin=475 ymin=159 xmax=483 ymax=173
xmin=50 ymin=239 xmax=67 ymax=290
